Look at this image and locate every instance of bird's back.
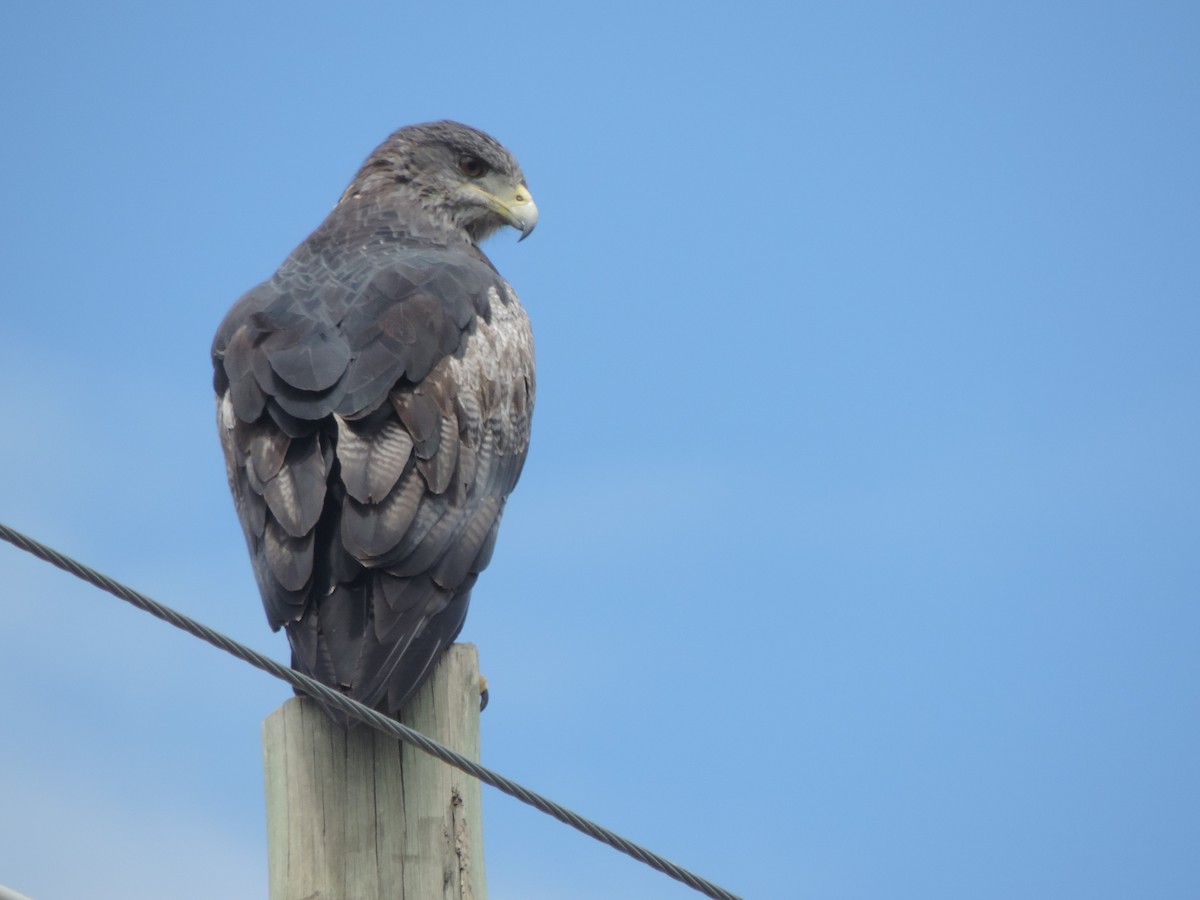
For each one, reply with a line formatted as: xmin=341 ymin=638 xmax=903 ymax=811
xmin=214 ymin=208 xmax=534 ymax=721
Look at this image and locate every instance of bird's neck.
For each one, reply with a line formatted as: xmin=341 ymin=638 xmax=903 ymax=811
xmin=317 ymin=194 xmax=474 ymax=252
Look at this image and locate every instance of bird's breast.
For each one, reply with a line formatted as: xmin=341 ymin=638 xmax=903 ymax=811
xmin=445 ymin=283 xmax=535 ymax=452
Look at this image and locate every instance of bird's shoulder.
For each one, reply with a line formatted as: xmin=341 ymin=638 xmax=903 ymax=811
xmin=213 ymin=234 xmax=513 ymax=423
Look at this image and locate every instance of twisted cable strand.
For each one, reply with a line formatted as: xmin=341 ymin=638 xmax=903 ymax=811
xmin=0 ymin=522 xmax=743 ymax=900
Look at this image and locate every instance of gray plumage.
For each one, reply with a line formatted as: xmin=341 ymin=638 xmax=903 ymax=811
xmin=213 ymin=121 xmax=537 ymax=723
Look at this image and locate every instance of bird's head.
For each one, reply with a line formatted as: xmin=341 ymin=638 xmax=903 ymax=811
xmin=339 ymin=120 xmax=537 ymax=244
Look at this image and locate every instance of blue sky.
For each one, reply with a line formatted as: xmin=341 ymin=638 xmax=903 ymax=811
xmin=2 ymin=2 xmax=1198 ymax=898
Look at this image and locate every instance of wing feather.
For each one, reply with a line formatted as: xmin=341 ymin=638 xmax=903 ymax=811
xmin=415 ymin=407 xmax=459 ymax=494
xmin=263 ymin=517 xmax=314 ymax=593
xmin=431 ymin=497 xmax=502 ymax=589
xmin=339 ymin=466 xmax=425 ymax=561
xmin=212 ymin=209 xmax=534 ymax=722
xmin=263 ymin=436 xmax=328 ymax=536
xmin=248 ymin=427 xmax=290 ymax=484
xmin=263 ymin=320 xmax=351 ymax=392
xmin=336 ymin=415 xmax=413 ymax=504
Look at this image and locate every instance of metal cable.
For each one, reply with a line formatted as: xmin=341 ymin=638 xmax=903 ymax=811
xmin=0 ymin=522 xmax=743 ymax=900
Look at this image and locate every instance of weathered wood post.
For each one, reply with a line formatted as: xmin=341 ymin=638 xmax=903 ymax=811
xmin=263 ymin=643 xmax=486 ymax=900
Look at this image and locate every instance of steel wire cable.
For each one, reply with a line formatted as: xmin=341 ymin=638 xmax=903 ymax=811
xmin=0 ymin=522 xmax=743 ymax=900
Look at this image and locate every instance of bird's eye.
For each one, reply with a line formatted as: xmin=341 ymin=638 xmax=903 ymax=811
xmin=457 ymin=155 xmax=487 ymax=178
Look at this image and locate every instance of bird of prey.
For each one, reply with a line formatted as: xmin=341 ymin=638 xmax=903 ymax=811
xmin=212 ymin=121 xmax=537 ymax=723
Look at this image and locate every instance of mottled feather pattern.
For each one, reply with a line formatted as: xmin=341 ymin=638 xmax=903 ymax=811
xmin=213 ymin=123 xmax=536 ymax=721
xmin=335 ymin=415 xmax=413 ymax=503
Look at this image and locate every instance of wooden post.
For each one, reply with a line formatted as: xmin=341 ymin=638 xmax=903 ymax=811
xmin=263 ymin=643 xmax=487 ymax=900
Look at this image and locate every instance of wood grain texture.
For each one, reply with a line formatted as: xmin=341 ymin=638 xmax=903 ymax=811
xmin=263 ymin=644 xmax=486 ymax=900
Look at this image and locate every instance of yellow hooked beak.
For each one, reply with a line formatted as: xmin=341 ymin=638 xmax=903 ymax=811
xmin=504 ymin=185 xmax=538 ymax=241
xmin=470 ymin=178 xmax=539 ymax=240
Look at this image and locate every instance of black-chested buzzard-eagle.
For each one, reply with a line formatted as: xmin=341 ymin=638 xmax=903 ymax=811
xmin=212 ymin=121 xmax=537 ymax=723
